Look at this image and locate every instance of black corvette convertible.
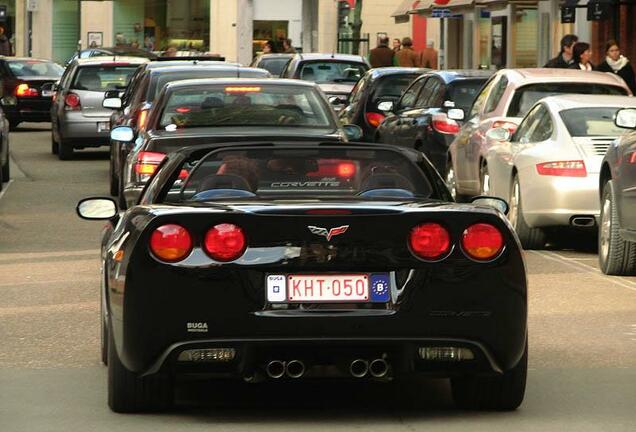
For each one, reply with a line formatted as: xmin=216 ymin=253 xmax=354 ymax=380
xmin=77 ymin=141 xmax=528 ymax=413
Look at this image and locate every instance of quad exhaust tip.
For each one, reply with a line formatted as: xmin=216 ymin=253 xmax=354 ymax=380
xmin=265 ymin=360 xmax=286 ymax=379
xmin=285 ymin=359 xmax=306 ymax=378
xmin=349 ymin=359 xmax=369 ymax=378
xmin=369 ymin=358 xmax=389 ymax=378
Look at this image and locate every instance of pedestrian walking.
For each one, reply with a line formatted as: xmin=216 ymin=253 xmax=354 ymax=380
xmin=419 ymin=41 xmax=438 ymax=69
xmin=544 ymin=34 xmax=578 ymax=68
xmin=282 ymin=38 xmax=296 ymax=54
xmin=368 ymin=36 xmax=394 ymax=68
xmin=0 ymin=26 xmax=12 ymax=56
xmin=395 ymin=37 xmax=420 ymax=67
xmin=568 ymin=42 xmax=595 ymax=71
xmin=597 ymin=40 xmax=636 ymax=94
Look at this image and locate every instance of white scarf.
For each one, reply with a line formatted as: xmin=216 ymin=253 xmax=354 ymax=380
xmin=578 ymin=63 xmax=592 ymax=71
xmin=606 ymin=55 xmax=629 ymax=72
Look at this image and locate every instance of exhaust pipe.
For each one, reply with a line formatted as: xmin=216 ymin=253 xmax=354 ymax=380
xmin=285 ymin=359 xmax=306 ymax=379
xmin=265 ymin=360 xmax=286 ymax=379
xmin=369 ymin=358 xmax=389 ymax=378
xmin=349 ymin=359 xmax=369 ymax=378
xmin=571 ymin=216 xmax=595 ymax=228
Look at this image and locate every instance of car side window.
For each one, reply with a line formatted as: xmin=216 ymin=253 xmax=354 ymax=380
xmin=469 ymin=76 xmax=498 ymax=118
xmin=398 ymin=79 xmax=425 ymax=111
xmin=529 ymin=108 xmax=553 ymax=142
xmin=58 ymin=65 xmax=75 ymax=90
xmin=484 ymin=75 xmax=508 ymax=114
xmin=415 ymin=78 xmax=441 ymax=109
xmin=349 ymin=75 xmax=367 ymax=107
xmin=511 ymin=105 xmax=544 ymax=143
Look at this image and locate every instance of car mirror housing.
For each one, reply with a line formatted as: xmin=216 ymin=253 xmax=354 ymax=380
xmin=111 ymin=126 xmax=135 ymax=142
xmin=342 ymin=124 xmax=363 ymax=141
xmin=447 ymin=108 xmax=465 ymax=121
xmin=76 ymin=198 xmax=118 ymax=220
xmin=377 ymin=101 xmax=394 ymax=113
xmin=485 ymin=127 xmax=511 ymax=142
xmin=103 ymin=98 xmax=122 ymax=109
xmin=470 ymin=196 xmax=509 ymax=215
xmin=615 ymin=108 xmax=636 ymax=129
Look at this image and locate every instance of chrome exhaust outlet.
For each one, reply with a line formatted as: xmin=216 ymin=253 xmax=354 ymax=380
xmin=369 ymin=358 xmax=389 ymax=378
xmin=349 ymin=359 xmax=369 ymax=378
xmin=285 ymin=359 xmax=306 ymax=378
xmin=571 ymin=216 xmax=595 ymax=228
xmin=265 ymin=360 xmax=286 ymax=379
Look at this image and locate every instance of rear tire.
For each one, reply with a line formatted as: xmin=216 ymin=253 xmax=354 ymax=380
xmin=107 ymin=324 xmax=173 ymax=413
xmin=599 ymin=180 xmax=636 ymax=275
xmin=509 ymin=174 xmax=546 ymax=249
xmin=58 ymin=138 xmax=74 ymax=160
xmin=451 ymin=343 xmax=527 ymax=411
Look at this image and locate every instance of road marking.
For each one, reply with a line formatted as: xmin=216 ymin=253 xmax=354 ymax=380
xmin=0 ymin=179 xmax=13 ymax=201
xmin=530 ymin=250 xmax=636 ymax=293
xmin=0 ymin=301 xmax=98 ymax=316
xmin=0 ymin=249 xmax=100 ymax=262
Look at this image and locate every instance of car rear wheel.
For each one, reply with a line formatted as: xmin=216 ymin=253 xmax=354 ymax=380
xmin=108 ymin=323 xmax=173 ymax=413
xmin=509 ymin=174 xmax=546 ymax=249
xmin=599 ymin=180 xmax=636 ymax=275
xmin=451 ymin=342 xmax=527 ymax=411
xmin=58 ymin=138 xmax=74 ymax=160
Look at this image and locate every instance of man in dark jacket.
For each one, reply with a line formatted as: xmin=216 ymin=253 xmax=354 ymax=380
xmin=544 ymin=34 xmax=578 ymax=68
xmin=368 ymin=37 xmax=394 ymax=68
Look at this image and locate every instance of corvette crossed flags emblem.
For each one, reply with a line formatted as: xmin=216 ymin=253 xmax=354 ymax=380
xmin=308 ymin=225 xmax=349 ymax=241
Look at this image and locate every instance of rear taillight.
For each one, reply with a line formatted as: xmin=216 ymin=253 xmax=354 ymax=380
xmin=15 ymin=83 xmax=39 ymax=97
xmin=432 ymin=113 xmax=460 ymax=135
xmin=137 ymin=109 xmax=149 ymax=131
xmin=203 ymin=223 xmax=247 ymax=262
xmin=149 ymin=224 xmax=193 ymax=262
xmin=536 ymin=160 xmax=587 ymax=177
xmin=409 ymin=223 xmax=451 ymax=260
xmin=492 ymin=120 xmax=518 ymax=134
xmin=134 ymin=151 xmax=166 ymax=176
xmin=365 ymin=112 xmax=385 ymax=128
xmin=461 ymin=223 xmax=504 ymax=261
xmin=65 ymin=93 xmax=81 ymax=110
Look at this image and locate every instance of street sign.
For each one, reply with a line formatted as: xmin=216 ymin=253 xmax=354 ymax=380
xmin=431 ymin=8 xmax=452 ymax=18
xmin=561 ymin=6 xmax=576 ymax=24
xmin=587 ymin=1 xmax=610 ymax=21
xmin=27 ymin=0 xmax=39 ymax=12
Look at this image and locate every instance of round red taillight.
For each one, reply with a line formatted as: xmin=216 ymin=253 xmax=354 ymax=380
xmin=461 ymin=223 xmax=504 ymax=261
xmin=149 ymin=224 xmax=192 ymax=262
xmin=204 ymin=223 xmax=247 ymax=262
xmin=65 ymin=93 xmax=80 ymax=108
xmin=409 ymin=223 xmax=451 ymax=260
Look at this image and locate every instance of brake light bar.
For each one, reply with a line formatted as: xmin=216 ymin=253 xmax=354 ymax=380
xmin=225 ymin=86 xmax=261 ymax=93
xmin=536 ymin=160 xmax=587 ymax=177
xmin=432 ymin=113 xmax=460 ymax=135
xmin=15 ymin=83 xmax=39 ymax=97
xmin=134 ymin=151 xmax=166 ymax=176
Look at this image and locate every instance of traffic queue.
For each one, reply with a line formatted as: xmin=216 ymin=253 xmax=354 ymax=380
xmin=1 ymin=44 xmax=636 ymax=413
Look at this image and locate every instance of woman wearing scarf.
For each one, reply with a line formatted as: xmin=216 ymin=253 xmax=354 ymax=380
xmin=568 ymin=42 xmax=594 ymax=71
xmin=597 ymin=40 xmax=636 ymax=94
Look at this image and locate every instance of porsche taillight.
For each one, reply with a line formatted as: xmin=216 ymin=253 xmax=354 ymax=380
xmin=134 ymin=151 xmax=166 ymax=176
xmin=409 ymin=223 xmax=451 ymax=260
xmin=461 ymin=223 xmax=504 ymax=261
xmin=149 ymin=224 xmax=193 ymax=262
xmin=536 ymin=160 xmax=587 ymax=177
xmin=203 ymin=223 xmax=247 ymax=262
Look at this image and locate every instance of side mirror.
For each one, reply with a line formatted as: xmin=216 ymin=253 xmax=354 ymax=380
xmin=615 ymin=108 xmax=636 ymax=129
xmin=103 ymin=97 xmax=122 ymax=109
xmin=110 ymin=126 xmax=135 ymax=142
xmin=76 ymin=197 xmax=118 ymax=220
xmin=447 ymin=108 xmax=465 ymax=121
xmin=377 ymin=101 xmax=394 ymax=113
xmin=342 ymin=124 xmax=363 ymax=141
xmin=485 ymin=127 xmax=511 ymax=142
xmin=471 ymin=196 xmax=509 ymax=215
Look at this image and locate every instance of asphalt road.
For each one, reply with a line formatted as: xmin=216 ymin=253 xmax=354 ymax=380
xmin=1 ymin=124 xmax=636 ymax=431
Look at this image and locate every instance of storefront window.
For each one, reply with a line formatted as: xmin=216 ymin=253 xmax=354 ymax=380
xmin=253 ymin=20 xmax=288 ymax=55
xmin=513 ymin=7 xmax=538 ymax=68
xmin=478 ymin=11 xmax=491 ymax=69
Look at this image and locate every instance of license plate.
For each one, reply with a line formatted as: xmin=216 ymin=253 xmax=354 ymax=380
xmin=42 ymin=90 xmax=54 ymax=97
xmin=97 ymin=122 xmax=110 ymax=132
xmin=266 ymin=273 xmax=391 ymax=303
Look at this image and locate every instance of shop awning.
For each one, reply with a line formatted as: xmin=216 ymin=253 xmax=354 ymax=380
xmin=410 ymin=0 xmax=474 ymax=14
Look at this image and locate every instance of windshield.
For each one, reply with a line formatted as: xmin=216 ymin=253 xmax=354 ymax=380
xmin=258 ymin=58 xmax=291 ymax=76
xmin=8 ymin=60 xmax=64 ymax=78
xmin=163 ymin=147 xmax=432 ymax=203
xmin=560 ymin=107 xmax=632 ymax=137
xmin=148 ymin=69 xmax=269 ymax=100
xmin=372 ymin=74 xmax=419 ymax=103
xmin=158 ymin=84 xmax=333 ymax=129
xmin=72 ymin=65 xmax=138 ymax=92
xmin=508 ymin=83 xmax=627 ymax=117
xmin=448 ymin=79 xmax=487 ymax=114
xmin=298 ymin=61 xmax=368 ymax=83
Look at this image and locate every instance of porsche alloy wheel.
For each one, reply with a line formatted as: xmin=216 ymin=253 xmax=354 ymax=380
xmin=598 ymin=180 xmax=636 ymax=275
xmin=509 ymin=175 xmax=546 ymax=250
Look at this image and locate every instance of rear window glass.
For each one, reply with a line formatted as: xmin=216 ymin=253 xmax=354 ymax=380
xmin=8 ymin=60 xmax=63 ymax=77
xmin=508 ymin=83 xmax=627 ymax=118
xmin=448 ymin=79 xmax=487 ymax=114
xmin=159 ymin=84 xmax=332 ymax=129
xmin=164 ymin=147 xmax=433 ymax=203
xmin=298 ymin=61 xmax=368 ymax=83
xmin=372 ymin=74 xmax=419 ymax=103
xmin=72 ymin=65 xmax=138 ymax=92
xmin=148 ymin=69 xmax=269 ymax=100
xmin=560 ymin=107 xmax=631 ymax=137
xmin=258 ymin=58 xmax=291 ymax=76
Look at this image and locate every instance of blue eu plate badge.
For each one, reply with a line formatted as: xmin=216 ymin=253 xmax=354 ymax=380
xmin=370 ymin=274 xmax=390 ymax=302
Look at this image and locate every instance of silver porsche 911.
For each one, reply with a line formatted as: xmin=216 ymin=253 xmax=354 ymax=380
xmin=483 ymin=94 xmax=636 ymax=249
